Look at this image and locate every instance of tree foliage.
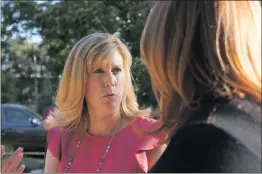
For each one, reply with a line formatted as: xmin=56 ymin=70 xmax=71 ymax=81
xmin=1 ymin=0 xmax=157 ymax=111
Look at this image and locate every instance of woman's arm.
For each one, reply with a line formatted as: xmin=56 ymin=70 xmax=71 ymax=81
xmin=44 ymin=149 xmax=59 ymax=173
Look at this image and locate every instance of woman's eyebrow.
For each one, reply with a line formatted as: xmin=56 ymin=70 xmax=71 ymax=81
xmin=112 ymin=63 xmax=123 ymax=67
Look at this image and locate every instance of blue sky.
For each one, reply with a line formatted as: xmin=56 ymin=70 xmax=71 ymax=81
xmin=11 ymin=27 xmax=43 ymax=44
xmin=28 ymin=35 xmax=42 ymax=44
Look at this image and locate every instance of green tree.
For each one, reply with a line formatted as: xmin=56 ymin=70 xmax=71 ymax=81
xmin=2 ymin=0 xmax=157 ymax=108
xmin=1 ymin=72 xmax=17 ymax=103
xmin=1 ymin=37 xmax=42 ymax=104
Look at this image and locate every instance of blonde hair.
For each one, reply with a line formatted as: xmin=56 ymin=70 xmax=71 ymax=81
xmin=140 ymin=1 xmax=261 ymax=131
xmin=51 ymin=33 xmax=150 ymax=131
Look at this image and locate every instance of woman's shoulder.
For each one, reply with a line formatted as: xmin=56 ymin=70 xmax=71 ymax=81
xmin=48 ymin=127 xmax=70 ymax=136
xmin=131 ymin=115 xmax=160 ymax=132
xmin=48 ymin=127 xmax=62 ymax=134
xmin=187 ymin=97 xmax=261 ymax=158
xmin=183 ymin=97 xmax=261 ymax=148
xmin=47 ymin=127 xmax=73 ymax=145
xmin=130 ymin=115 xmax=169 ymax=150
xmin=151 ymin=122 xmax=261 ymax=172
xmin=130 ymin=115 xmax=169 ymax=138
xmin=129 ymin=115 xmax=169 ymax=173
xmin=150 ymin=98 xmax=261 ymax=172
xmin=47 ymin=127 xmax=75 ymax=160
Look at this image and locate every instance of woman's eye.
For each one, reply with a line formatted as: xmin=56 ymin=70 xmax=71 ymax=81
xmin=93 ymin=69 xmax=104 ymax=74
xmin=112 ymin=68 xmax=122 ymax=72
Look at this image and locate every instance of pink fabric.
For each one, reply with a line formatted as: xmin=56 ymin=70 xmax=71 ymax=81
xmin=47 ymin=116 xmax=168 ymax=173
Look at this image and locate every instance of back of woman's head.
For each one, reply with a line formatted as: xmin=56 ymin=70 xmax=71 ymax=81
xmin=140 ymin=1 xmax=261 ymax=131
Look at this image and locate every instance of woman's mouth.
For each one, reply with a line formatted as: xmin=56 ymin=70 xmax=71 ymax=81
xmin=104 ymin=93 xmax=117 ymax=97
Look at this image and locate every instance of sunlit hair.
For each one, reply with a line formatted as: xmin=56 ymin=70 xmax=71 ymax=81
xmin=51 ymin=33 xmax=150 ymax=131
xmin=140 ymin=1 xmax=261 ymax=132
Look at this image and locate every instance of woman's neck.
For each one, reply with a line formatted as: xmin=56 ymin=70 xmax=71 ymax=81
xmin=87 ymin=112 xmax=122 ymax=136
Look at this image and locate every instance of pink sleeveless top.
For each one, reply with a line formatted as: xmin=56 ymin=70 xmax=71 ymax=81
xmin=47 ymin=116 xmax=168 ymax=173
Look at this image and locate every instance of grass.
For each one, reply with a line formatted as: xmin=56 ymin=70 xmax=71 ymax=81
xmin=3 ymin=144 xmax=45 ymax=173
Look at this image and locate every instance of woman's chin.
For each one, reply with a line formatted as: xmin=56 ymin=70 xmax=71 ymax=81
xmin=103 ymin=101 xmax=121 ymax=111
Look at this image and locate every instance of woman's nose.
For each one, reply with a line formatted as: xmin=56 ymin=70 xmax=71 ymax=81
xmin=104 ymin=72 xmax=116 ymax=87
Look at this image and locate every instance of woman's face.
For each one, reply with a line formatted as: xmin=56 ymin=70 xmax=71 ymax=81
xmin=85 ymin=50 xmax=125 ymax=114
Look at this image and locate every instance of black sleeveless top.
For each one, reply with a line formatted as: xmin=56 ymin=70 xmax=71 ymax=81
xmin=150 ymin=96 xmax=261 ymax=173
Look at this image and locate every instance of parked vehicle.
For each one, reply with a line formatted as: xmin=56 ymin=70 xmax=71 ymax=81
xmin=1 ymin=104 xmax=47 ymax=152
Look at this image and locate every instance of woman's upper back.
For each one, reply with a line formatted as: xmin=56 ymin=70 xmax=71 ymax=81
xmin=150 ymin=97 xmax=261 ymax=172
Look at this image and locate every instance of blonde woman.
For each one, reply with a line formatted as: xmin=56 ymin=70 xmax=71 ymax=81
xmin=43 ymin=33 xmax=167 ymax=173
xmin=1 ymin=33 xmax=167 ymax=173
xmin=140 ymin=1 xmax=261 ymax=172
